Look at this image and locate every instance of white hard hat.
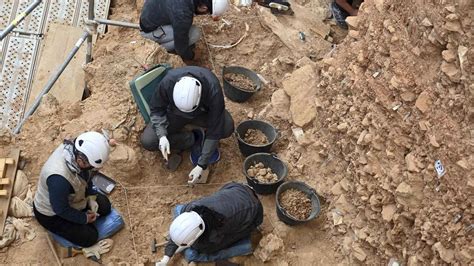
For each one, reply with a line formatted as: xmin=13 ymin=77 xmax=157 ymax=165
xmin=170 ymin=211 xmax=205 ymax=248
xmin=75 ymin=131 xmax=110 ymax=168
xmin=173 ymin=76 xmax=202 ymax=113
xmin=212 ymin=0 xmax=229 ymax=16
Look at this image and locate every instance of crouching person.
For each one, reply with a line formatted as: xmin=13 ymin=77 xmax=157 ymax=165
xmin=156 ymin=182 xmax=263 ymax=265
xmin=33 ymin=131 xmax=117 ymax=258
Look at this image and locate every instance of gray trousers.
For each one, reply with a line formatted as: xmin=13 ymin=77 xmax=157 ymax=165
xmin=140 ymin=25 xmax=201 ymax=52
xmin=141 ymin=110 xmax=234 ymax=152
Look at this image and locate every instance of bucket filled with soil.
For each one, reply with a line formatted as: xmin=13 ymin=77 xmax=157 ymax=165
xmin=235 ymin=120 xmax=277 ymax=156
xmin=222 ymin=66 xmax=262 ymax=102
xmin=243 ymin=153 xmax=288 ymax=194
xmin=276 ymin=181 xmax=321 ymax=225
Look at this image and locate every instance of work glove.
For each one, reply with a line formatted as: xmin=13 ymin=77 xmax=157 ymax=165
xmin=159 ymin=136 xmax=170 ymax=161
xmin=155 ymin=255 xmax=170 ymax=266
xmin=88 ymin=196 xmax=99 ymax=213
xmin=188 ymin=166 xmax=203 ymax=185
xmin=82 ymin=239 xmax=113 ymax=260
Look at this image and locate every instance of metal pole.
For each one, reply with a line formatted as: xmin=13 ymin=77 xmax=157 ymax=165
xmin=86 ymin=0 xmax=95 ymax=63
xmin=0 ymin=0 xmax=42 ymax=41
xmin=13 ymin=31 xmax=90 ymax=134
xmin=94 ymin=18 xmax=140 ymax=29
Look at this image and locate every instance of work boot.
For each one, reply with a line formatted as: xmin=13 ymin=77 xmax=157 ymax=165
xmin=189 ymin=128 xmax=220 ymax=166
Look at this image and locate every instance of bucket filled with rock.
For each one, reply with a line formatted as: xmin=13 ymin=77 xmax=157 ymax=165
xmin=243 ymin=153 xmax=287 ymax=194
xmin=276 ymin=181 xmax=321 ymax=225
xmin=235 ymin=120 xmax=277 ymax=156
xmin=222 ymin=66 xmax=262 ymax=102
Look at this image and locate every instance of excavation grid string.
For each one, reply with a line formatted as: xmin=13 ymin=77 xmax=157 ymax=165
xmin=115 ymin=182 xmax=228 ymax=263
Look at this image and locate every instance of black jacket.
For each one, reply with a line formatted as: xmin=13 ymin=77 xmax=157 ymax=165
xmin=139 ymin=0 xmax=196 ymax=60
xmin=165 ymin=183 xmax=263 ymax=256
xmin=149 ymin=66 xmax=227 ymax=167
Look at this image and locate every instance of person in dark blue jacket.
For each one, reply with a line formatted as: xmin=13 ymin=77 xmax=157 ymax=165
xmin=140 ymin=66 xmax=234 ymax=184
xmin=33 ymin=132 xmax=112 ymax=247
xmin=156 ymin=182 xmax=263 ymax=265
xmin=139 ymin=0 xmax=230 ymax=62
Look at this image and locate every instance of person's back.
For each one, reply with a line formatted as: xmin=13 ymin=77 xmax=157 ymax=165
xmin=182 ymin=182 xmax=263 ymax=254
xmin=139 ymin=0 xmax=192 ymax=33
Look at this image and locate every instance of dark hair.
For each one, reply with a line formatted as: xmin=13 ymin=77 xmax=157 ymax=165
xmin=195 ymin=0 xmax=212 ymax=14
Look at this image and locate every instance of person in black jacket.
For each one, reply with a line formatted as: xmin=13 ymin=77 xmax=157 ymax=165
xmin=156 ymin=182 xmax=263 ymax=265
xmin=139 ymin=0 xmax=230 ymax=62
xmin=140 ymin=66 xmax=234 ymax=183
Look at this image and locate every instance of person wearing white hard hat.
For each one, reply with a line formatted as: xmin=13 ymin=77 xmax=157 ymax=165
xmin=33 ymin=131 xmax=115 ymax=248
xmin=139 ymin=0 xmax=230 ymax=62
xmin=140 ymin=66 xmax=234 ymax=183
xmin=156 ymin=182 xmax=263 ymax=265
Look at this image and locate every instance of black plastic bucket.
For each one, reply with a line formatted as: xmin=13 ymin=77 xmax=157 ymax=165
xmin=235 ymin=120 xmax=277 ymax=157
xmin=222 ymin=66 xmax=262 ymax=103
xmin=243 ymin=153 xmax=288 ymax=195
xmin=276 ymin=181 xmax=321 ymax=226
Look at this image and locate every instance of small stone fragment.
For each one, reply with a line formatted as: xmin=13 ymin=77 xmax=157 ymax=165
xmin=415 ymin=91 xmax=431 ymax=113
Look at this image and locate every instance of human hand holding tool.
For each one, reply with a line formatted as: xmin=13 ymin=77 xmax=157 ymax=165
xmin=188 ymin=166 xmax=203 ymax=184
xmin=159 ymin=136 xmax=170 ymax=161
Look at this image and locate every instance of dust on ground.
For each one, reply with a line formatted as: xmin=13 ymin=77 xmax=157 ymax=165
xmin=0 ymin=0 xmax=472 ymax=265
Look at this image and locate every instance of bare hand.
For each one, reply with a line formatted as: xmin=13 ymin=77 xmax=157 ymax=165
xmin=86 ymin=210 xmax=98 ymax=223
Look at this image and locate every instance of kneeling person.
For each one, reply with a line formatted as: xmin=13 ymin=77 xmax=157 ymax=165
xmin=34 ymin=132 xmax=113 ymax=250
xmin=157 ymin=182 xmax=263 ymax=265
xmin=141 ymin=66 xmax=234 ymax=184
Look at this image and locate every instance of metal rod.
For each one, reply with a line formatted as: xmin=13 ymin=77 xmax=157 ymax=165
xmin=94 ymin=18 xmax=140 ymax=29
xmin=86 ymin=0 xmax=95 ymax=63
xmin=13 ymin=31 xmax=90 ymax=134
xmin=0 ymin=0 xmax=42 ymax=41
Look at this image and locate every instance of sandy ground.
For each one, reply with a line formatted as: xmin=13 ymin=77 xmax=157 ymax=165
xmin=0 ymin=0 xmax=472 ymax=265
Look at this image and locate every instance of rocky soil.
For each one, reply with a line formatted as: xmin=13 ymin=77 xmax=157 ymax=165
xmin=279 ymin=188 xmax=313 ymax=220
xmin=224 ymin=73 xmax=256 ymax=91
xmin=247 ymin=162 xmax=279 ymax=183
xmin=243 ymin=129 xmax=269 ymax=145
xmin=0 ymin=0 xmax=472 ymax=265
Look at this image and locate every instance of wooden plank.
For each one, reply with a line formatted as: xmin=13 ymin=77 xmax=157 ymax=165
xmin=27 ymin=23 xmax=86 ymax=109
xmin=258 ymin=3 xmax=332 ymax=60
xmin=0 ymin=149 xmax=20 ymax=233
xmin=0 ymin=179 xmax=9 ymax=185
xmin=5 ymin=158 xmax=14 ymax=164
xmin=0 ymin=159 xmax=5 ymax=179
xmin=0 ymin=190 xmax=7 ymax=196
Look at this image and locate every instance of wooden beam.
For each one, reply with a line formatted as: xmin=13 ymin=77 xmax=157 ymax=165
xmin=5 ymin=158 xmax=14 ymax=165
xmin=0 ymin=178 xmax=9 ymax=185
xmin=0 ymin=149 xmax=20 ymax=233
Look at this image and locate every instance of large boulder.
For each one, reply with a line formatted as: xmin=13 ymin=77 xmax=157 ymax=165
xmin=282 ymin=65 xmax=318 ymax=127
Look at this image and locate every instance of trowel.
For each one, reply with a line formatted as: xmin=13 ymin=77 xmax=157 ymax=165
xmin=257 ymin=0 xmax=294 ymax=15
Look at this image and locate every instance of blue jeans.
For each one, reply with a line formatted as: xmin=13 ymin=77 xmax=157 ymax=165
xmin=174 ymin=205 xmax=253 ymax=262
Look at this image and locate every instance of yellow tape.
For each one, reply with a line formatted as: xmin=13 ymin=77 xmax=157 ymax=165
xmin=11 ymin=12 xmax=27 ymax=26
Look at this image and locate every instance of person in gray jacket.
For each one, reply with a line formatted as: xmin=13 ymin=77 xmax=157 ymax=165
xmin=140 ymin=66 xmax=234 ymax=184
xmin=139 ymin=0 xmax=230 ymax=62
xmin=156 ymin=182 xmax=263 ymax=265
